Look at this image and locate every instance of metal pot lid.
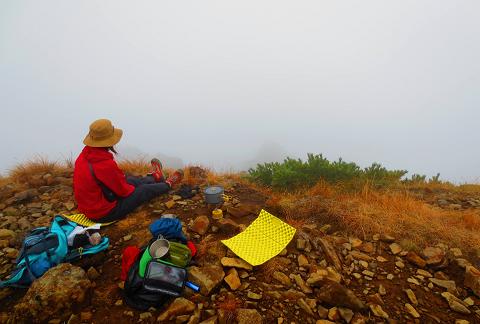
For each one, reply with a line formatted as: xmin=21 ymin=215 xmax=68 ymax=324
xmin=204 ymin=186 xmax=224 ymax=195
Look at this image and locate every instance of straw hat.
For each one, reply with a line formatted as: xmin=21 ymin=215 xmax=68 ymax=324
xmin=83 ymin=119 xmax=123 ymax=147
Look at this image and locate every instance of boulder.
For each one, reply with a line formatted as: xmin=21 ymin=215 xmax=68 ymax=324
xmin=188 ymin=265 xmax=224 ymax=295
xmin=157 ymin=297 xmax=195 ymax=322
xmin=316 ymin=280 xmax=366 ymax=311
xmin=14 ymin=263 xmax=91 ymax=323
xmin=464 ymin=266 xmax=480 ymax=297
xmin=191 ymin=215 xmax=210 ymax=235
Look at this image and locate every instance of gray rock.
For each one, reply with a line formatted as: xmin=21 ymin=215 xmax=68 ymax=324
xmin=422 ymin=247 xmax=445 ymax=266
xmin=429 ymin=278 xmax=457 ymax=293
xmin=316 ymin=280 xmax=366 ymax=311
xmin=188 ymin=265 xmax=225 ymax=296
xmin=317 ymin=238 xmax=342 ymax=271
xmin=157 ymin=297 xmax=195 ymax=322
xmin=2 ymin=207 xmax=19 ymax=216
xmin=14 ymin=189 xmax=39 ymax=202
xmin=338 ymin=307 xmax=354 ymax=323
xmin=14 ymin=263 xmax=91 ymax=322
xmin=441 ymin=292 xmax=470 ymax=314
xmin=464 ymin=266 xmax=480 ymax=297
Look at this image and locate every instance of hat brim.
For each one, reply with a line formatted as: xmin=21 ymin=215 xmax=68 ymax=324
xmin=83 ymin=128 xmax=123 ymax=147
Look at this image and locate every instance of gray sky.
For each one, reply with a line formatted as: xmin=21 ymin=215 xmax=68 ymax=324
xmin=1 ymin=1 xmax=479 ymax=182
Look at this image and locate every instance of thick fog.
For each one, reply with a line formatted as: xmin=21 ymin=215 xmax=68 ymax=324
xmin=0 ymin=1 xmax=479 ymax=182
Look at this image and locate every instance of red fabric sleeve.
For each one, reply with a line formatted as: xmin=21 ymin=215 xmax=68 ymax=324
xmin=121 ymin=246 xmax=141 ymax=281
xmin=94 ymin=159 xmax=135 ymax=198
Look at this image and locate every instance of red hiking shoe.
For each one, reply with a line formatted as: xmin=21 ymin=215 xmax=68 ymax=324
xmin=150 ymin=158 xmax=164 ymax=182
xmin=165 ymin=169 xmax=184 ymax=188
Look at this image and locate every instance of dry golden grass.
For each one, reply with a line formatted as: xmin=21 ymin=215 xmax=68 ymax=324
xmin=402 ymin=180 xmax=480 ymax=195
xmin=285 ymin=212 xmax=308 ymax=230
xmin=9 ymin=156 xmax=70 ymax=185
xmin=216 ymin=294 xmax=242 ymax=322
xmin=117 ymin=158 xmax=151 ymax=176
xmin=259 ymin=257 xmax=289 ymax=281
xmin=4 ymin=156 xmax=480 ymax=253
xmin=0 ymin=175 xmax=10 ymax=187
xmin=280 ymin=182 xmax=480 ymax=251
xmin=195 ymin=238 xmax=217 ymax=258
xmin=64 ymin=155 xmax=75 ymax=169
xmin=182 ymin=165 xmax=210 ymax=186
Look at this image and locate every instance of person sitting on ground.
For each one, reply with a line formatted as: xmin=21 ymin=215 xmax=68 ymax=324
xmin=73 ymin=118 xmax=183 ymax=222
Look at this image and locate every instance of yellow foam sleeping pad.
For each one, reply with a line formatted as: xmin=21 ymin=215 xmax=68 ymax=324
xmin=63 ymin=214 xmax=116 ymax=227
xmin=221 ymin=209 xmax=296 ymax=266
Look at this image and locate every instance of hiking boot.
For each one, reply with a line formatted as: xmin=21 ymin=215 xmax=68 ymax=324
xmin=150 ymin=158 xmax=164 ymax=182
xmin=166 ymin=169 xmax=184 ymax=188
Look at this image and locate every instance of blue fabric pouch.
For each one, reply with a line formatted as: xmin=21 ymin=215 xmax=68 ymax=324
xmin=149 ymin=218 xmax=187 ymax=243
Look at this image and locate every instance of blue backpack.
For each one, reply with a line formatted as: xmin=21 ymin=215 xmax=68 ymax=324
xmin=0 ymin=215 xmax=109 ymax=288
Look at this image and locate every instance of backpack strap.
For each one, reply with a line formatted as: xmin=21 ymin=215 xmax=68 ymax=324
xmin=88 ymin=162 xmax=118 ymax=202
xmin=88 ymin=162 xmax=105 ymax=188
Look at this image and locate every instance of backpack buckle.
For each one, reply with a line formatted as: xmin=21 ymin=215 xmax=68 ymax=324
xmin=78 ymin=247 xmax=84 ymax=258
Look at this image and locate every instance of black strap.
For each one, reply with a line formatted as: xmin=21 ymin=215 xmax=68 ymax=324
xmin=88 ymin=162 xmax=118 ymax=202
xmin=55 ymin=215 xmax=71 ymax=227
xmin=24 ymin=235 xmax=58 ymax=255
xmin=88 ymin=162 xmax=105 ymax=188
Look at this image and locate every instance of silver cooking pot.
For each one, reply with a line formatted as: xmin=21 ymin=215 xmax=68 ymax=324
xmin=204 ymin=186 xmax=224 ymax=204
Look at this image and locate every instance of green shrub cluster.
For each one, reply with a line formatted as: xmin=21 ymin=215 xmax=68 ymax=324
xmin=248 ymin=153 xmax=437 ymax=190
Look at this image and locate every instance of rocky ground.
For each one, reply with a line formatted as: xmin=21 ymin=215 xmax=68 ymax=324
xmin=1 ymin=169 xmax=480 ymax=323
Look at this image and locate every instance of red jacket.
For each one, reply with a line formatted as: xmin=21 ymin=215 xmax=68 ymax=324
xmin=73 ymin=146 xmax=135 ymax=220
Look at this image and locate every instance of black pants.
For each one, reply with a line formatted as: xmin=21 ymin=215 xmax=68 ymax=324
xmin=98 ymin=176 xmax=170 ymax=222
